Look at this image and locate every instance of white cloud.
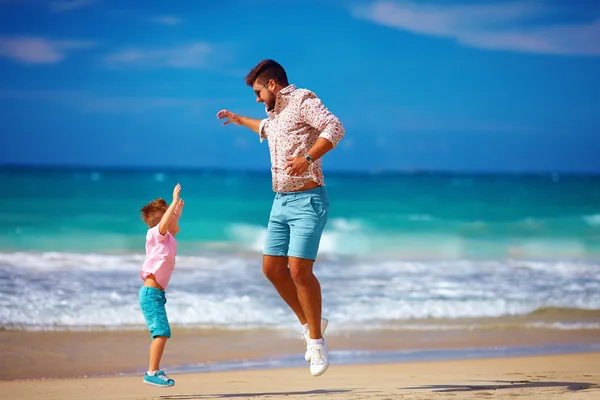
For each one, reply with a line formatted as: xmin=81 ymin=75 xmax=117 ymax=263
xmin=0 ymin=36 xmax=95 ymax=64
xmin=105 ymin=42 xmax=219 ymax=68
xmin=50 ymin=0 xmax=95 ymax=12
xmin=151 ymin=16 xmax=182 ymax=26
xmin=352 ymin=1 xmax=600 ymax=56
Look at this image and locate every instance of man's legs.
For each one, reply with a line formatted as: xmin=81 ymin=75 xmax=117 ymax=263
xmin=285 ymin=187 xmax=329 ymax=341
xmin=285 ymin=188 xmax=329 ymax=376
xmin=263 ymin=187 xmax=330 ymax=376
xmin=262 ymin=254 xmax=328 ymax=376
xmin=262 ymin=254 xmax=307 ymax=325
xmin=262 ymin=192 xmax=310 ymax=323
xmin=287 ymin=256 xmax=328 ymax=376
xmin=261 ymin=255 xmax=323 ymax=338
xmin=288 ymin=256 xmax=322 ymax=339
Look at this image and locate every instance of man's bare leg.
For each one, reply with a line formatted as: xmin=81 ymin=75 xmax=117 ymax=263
xmin=288 ymin=256 xmax=328 ymax=376
xmin=262 ymin=255 xmax=307 ymax=324
xmin=288 ymin=256 xmax=322 ymax=339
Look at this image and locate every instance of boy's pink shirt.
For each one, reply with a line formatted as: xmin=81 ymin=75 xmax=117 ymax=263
xmin=140 ymin=225 xmax=178 ymax=290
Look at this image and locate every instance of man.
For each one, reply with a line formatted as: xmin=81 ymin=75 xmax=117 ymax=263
xmin=217 ymin=59 xmax=345 ymax=377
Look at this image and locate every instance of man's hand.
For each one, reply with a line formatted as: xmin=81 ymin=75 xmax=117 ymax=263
xmin=285 ymin=156 xmax=310 ymax=176
xmin=216 ymin=110 xmax=262 ymax=134
xmin=217 ymin=110 xmax=243 ymax=126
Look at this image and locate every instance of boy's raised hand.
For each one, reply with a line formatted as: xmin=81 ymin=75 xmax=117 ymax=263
xmin=172 ymin=184 xmax=181 ymax=204
xmin=175 ymin=199 xmax=184 ymax=218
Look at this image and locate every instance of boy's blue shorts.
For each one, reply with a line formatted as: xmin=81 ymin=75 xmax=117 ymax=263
xmin=264 ymin=186 xmax=329 ymax=261
xmin=139 ymin=286 xmax=171 ymax=339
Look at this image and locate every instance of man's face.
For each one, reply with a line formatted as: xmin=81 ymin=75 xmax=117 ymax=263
xmin=253 ymin=79 xmax=275 ymax=111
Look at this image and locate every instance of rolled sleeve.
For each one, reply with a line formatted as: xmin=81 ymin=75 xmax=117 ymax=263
xmin=259 ymin=118 xmax=269 ymax=143
xmin=300 ymin=94 xmax=345 ymax=147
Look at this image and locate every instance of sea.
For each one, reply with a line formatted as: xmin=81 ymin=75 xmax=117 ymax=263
xmin=1 ymin=166 xmax=600 ymax=333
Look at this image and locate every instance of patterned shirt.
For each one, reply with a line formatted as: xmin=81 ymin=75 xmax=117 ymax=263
xmin=259 ymin=84 xmax=345 ymax=192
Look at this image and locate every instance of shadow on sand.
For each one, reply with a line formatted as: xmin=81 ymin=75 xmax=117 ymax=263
xmin=157 ymin=388 xmax=357 ymax=399
xmin=403 ymin=379 xmax=598 ymax=393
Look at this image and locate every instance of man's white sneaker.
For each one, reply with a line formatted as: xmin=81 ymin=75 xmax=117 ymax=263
xmin=309 ymin=339 xmax=329 ymax=377
xmin=303 ymin=318 xmax=328 ymax=362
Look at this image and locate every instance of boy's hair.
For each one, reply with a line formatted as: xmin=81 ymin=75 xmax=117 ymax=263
xmin=245 ymin=59 xmax=289 ymax=87
xmin=140 ymin=198 xmax=168 ymax=228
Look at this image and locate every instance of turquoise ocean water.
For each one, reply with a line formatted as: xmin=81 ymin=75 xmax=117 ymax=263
xmin=1 ymin=166 xmax=599 ymax=332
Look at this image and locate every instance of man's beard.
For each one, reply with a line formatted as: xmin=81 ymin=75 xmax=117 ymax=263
xmin=265 ymin=93 xmax=276 ymax=111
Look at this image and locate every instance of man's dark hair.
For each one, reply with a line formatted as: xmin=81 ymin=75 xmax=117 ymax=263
xmin=245 ymin=59 xmax=289 ymax=87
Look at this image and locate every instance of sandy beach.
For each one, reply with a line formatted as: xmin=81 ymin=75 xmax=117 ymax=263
xmin=2 ymin=321 xmax=600 ymax=380
xmin=1 ymin=352 xmax=598 ymax=400
xmin=1 ymin=325 xmax=600 ymax=399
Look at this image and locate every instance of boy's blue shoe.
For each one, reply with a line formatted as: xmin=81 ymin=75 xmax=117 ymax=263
xmin=143 ymin=370 xmax=175 ymax=387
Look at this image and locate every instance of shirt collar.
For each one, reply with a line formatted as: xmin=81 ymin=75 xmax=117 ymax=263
xmin=266 ymin=84 xmax=296 ymax=116
xmin=278 ymin=84 xmax=296 ymax=95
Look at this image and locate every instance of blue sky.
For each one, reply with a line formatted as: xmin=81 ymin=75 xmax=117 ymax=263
xmin=1 ymin=0 xmax=599 ymax=173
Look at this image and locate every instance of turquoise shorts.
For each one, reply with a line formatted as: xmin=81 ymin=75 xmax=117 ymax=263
xmin=139 ymin=286 xmax=171 ymax=339
xmin=264 ymin=186 xmax=329 ymax=261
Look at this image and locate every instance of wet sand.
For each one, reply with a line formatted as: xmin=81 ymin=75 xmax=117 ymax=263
xmin=1 ymin=325 xmax=599 ymax=380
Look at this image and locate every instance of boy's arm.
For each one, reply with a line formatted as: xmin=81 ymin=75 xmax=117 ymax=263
xmin=158 ymin=184 xmax=181 ymax=236
xmin=170 ymin=199 xmax=184 ymax=237
xmin=174 ymin=199 xmax=184 ymax=219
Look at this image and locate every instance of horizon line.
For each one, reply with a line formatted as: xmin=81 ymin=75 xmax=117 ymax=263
xmin=1 ymin=163 xmax=599 ymax=177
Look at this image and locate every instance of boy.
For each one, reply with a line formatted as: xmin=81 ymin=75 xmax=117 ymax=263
xmin=138 ymin=183 xmax=183 ymax=387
